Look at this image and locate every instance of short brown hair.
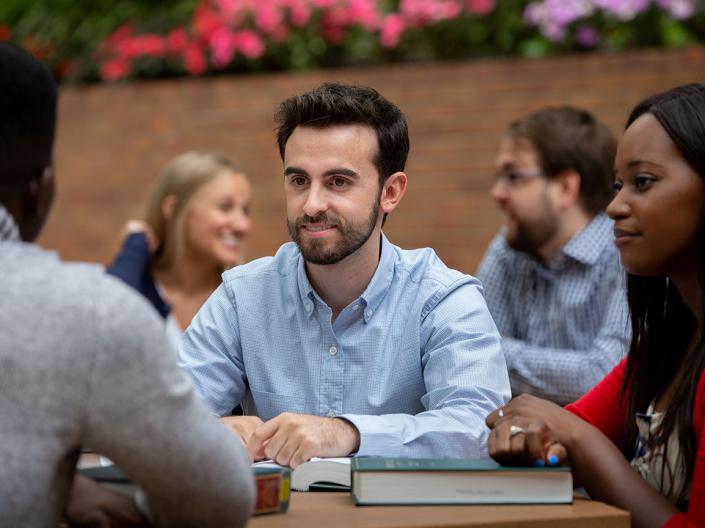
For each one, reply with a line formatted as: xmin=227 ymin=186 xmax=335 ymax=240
xmin=508 ymin=107 xmax=616 ymax=216
xmin=274 ymin=82 xmax=409 ymax=188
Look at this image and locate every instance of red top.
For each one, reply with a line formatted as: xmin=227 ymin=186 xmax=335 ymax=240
xmin=566 ymin=359 xmax=705 ymax=527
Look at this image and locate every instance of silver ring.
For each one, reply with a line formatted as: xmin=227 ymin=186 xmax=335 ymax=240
xmin=498 ymin=408 xmax=504 ymax=418
xmin=509 ymin=425 xmax=525 ymax=437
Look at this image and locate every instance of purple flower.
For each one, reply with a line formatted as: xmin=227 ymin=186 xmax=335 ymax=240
xmin=575 ymin=24 xmax=600 ymax=47
xmin=656 ymin=0 xmax=698 ymax=19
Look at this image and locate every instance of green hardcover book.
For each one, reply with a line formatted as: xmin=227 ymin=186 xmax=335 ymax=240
xmin=350 ymin=458 xmax=572 ymax=505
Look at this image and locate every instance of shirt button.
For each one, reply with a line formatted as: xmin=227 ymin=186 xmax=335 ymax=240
xmin=352 ymin=304 xmax=360 ymax=311
xmin=329 ymin=345 xmax=338 ymax=356
xmin=365 ymin=309 xmax=373 ymax=318
xmin=327 ymin=410 xmax=336 ymax=418
xmin=305 ymin=302 xmax=313 ymax=313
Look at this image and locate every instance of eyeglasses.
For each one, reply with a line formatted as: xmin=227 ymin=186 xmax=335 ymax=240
xmin=493 ymin=169 xmax=544 ymax=188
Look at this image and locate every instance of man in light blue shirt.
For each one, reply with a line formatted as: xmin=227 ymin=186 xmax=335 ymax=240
xmin=477 ymin=107 xmax=629 ymax=406
xmin=178 ymin=83 xmax=510 ymax=467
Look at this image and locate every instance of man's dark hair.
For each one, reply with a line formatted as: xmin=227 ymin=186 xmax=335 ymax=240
xmin=0 ymin=43 xmax=57 ymax=199
xmin=274 ymin=82 xmax=409 ymax=188
xmin=507 ymin=106 xmax=616 ymax=216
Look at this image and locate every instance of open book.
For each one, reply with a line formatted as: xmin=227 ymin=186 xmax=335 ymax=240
xmin=254 ymin=457 xmax=351 ymax=491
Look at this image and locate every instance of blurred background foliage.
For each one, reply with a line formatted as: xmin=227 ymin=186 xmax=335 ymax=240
xmin=1 ymin=0 xmax=703 ymax=83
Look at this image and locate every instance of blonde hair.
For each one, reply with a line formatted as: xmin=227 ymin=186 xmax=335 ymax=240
xmin=144 ymin=150 xmax=243 ymax=272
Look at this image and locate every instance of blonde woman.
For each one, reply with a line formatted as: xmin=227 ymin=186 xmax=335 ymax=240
xmin=108 ymin=151 xmax=252 ymax=351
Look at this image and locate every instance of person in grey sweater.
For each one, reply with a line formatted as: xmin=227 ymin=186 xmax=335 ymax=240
xmin=0 ymin=43 xmax=255 ymax=527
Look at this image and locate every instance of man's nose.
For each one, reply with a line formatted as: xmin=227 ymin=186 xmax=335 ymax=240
xmin=302 ymin=182 xmax=329 ymax=217
xmin=490 ymin=179 xmax=509 ymax=205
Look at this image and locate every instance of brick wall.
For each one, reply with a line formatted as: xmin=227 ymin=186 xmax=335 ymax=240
xmin=40 ymin=47 xmax=705 ymax=275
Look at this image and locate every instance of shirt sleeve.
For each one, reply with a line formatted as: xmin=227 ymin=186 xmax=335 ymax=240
xmin=83 ymin=279 xmax=254 ymax=528
xmin=177 ymin=283 xmax=247 ymax=416
xmin=501 ymin=279 xmax=630 ymax=406
xmin=476 ymin=234 xmax=517 ymax=337
xmin=565 ymin=359 xmax=628 ymax=446
xmin=106 ymin=232 xmax=170 ymax=319
xmin=341 ymin=280 xmax=511 ymax=458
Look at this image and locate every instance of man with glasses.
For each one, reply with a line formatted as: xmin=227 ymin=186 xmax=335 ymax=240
xmin=477 ymin=107 xmax=629 ymax=406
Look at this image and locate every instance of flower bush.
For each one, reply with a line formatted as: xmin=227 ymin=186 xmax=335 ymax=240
xmin=0 ymin=0 xmax=703 ymax=83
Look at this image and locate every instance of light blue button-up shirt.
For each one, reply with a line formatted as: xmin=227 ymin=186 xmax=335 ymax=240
xmin=178 ymin=234 xmax=510 ymax=458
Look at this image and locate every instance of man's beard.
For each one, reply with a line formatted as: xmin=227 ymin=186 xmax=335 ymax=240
xmin=288 ymin=202 xmax=380 ymax=265
xmin=505 ymin=193 xmax=559 ymax=258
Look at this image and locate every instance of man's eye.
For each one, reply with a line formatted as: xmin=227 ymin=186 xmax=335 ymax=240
xmin=332 ymin=178 xmax=348 ymax=187
xmin=506 ymin=171 xmax=521 ymax=184
xmin=291 ymin=177 xmax=306 ymax=186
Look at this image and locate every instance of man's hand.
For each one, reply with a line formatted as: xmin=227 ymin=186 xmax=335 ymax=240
xmin=247 ymin=413 xmax=360 ymax=468
xmin=64 ymin=475 xmax=148 ymax=528
xmin=220 ymin=415 xmax=265 ymax=451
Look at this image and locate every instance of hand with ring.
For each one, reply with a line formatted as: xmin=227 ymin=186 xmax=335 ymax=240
xmin=509 ymin=425 xmax=525 ymax=437
xmin=486 ymin=395 xmax=570 ymax=468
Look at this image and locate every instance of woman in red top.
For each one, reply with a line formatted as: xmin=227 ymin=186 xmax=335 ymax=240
xmin=486 ymin=83 xmax=705 ymax=527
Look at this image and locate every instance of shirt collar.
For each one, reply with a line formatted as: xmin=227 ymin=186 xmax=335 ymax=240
xmin=559 ymin=213 xmax=613 ymax=266
xmin=0 ymin=204 xmax=20 ymax=243
xmin=296 ymin=233 xmax=397 ymax=322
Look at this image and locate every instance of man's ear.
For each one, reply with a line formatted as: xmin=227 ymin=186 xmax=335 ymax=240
xmin=553 ymin=169 xmax=581 ymax=211
xmin=161 ymin=195 xmax=178 ymax=222
xmin=20 ymin=165 xmax=55 ymax=242
xmin=380 ymin=172 xmax=407 ymax=215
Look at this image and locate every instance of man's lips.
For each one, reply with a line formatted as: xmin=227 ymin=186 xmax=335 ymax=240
xmin=300 ymin=224 xmax=337 ymax=238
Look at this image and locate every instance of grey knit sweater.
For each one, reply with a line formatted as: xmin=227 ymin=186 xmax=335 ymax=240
xmin=0 ymin=219 xmax=254 ymax=526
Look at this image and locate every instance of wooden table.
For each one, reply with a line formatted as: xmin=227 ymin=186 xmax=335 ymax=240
xmin=249 ymin=492 xmax=630 ymax=528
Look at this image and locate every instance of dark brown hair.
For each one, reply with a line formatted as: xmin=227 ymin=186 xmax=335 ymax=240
xmin=508 ymin=106 xmax=616 ymax=216
xmin=274 ymin=82 xmax=409 ymax=189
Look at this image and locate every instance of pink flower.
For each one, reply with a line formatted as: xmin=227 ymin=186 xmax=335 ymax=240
xmin=235 ymin=30 xmax=265 ymax=59
xmin=166 ymin=28 xmax=189 ymax=54
xmin=98 ymin=23 xmax=134 ymax=55
xmin=101 ymin=58 xmax=131 ymax=81
xmin=137 ymin=35 xmax=166 ymax=58
xmin=193 ymin=4 xmax=224 ymax=42
xmin=322 ymin=8 xmax=348 ymax=43
xmin=441 ymin=1 xmax=462 ymax=19
xmin=213 ymin=0 xmax=238 ymax=18
xmin=255 ymin=3 xmax=284 ymax=35
xmin=467 ymin=0 xmax=495 ymax=15
xmin=210 ymin=27 xmax=236 ymax=68
xmin=288 ymin=0 xmax=312 ymax=26
xmin=380 ymin=14 xmax=405 ymax=48
xmin=183 ymin=44 xmax=207 ymax=75
xmin=348 ymin=0 xmax=380 ymax=31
